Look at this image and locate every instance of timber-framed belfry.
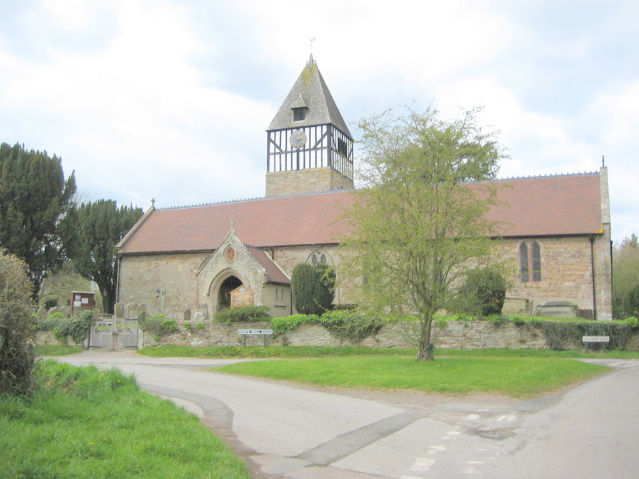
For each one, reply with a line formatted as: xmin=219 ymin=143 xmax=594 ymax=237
xmin=115 ymin=56 xmax=612 ymax=322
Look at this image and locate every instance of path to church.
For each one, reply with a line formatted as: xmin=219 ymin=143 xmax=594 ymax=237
xmin=57 ymin=351 xmax=639 ymax=479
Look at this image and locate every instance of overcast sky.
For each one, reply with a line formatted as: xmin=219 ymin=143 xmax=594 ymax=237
xmin=1 ymin=0 xmax=637 ymax=242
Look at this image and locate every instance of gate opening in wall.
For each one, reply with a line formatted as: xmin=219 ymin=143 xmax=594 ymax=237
xmin=90 ymin=318 xmax=139 ymax=350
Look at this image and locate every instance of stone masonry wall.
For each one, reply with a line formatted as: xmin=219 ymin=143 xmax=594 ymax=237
xmin=494 ymin=237 xmax=601 ymax=316
xmin=118 ymin=234 xmax=611 ymax=323
xmin=118 ymin=252 xmax=209 ymax=319
xmin=265 ymin=168 xmax=353 ymax=197
xmin=140 ymin=320 xmax=639 ymax=351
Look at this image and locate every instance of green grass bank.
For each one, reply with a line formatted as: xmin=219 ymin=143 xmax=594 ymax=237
xmin=0 ymin=360 xmax=251 ymax=479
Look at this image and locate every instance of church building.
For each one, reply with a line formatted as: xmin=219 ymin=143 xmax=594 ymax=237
xmin=115 ymin=56 xmax=613 ymax=322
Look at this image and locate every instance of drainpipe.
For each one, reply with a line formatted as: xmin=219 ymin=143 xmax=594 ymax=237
xmin=115 ymin=256 xmax=121 ymax=305
xmin=589 ymin=236 xmax=597 ymax=320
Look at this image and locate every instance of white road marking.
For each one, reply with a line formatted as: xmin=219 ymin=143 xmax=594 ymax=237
xmin=409 ymin=457 xmax=437 ymax=472
xmin=496 ymin=414 xmax=516 ymax=423
xmin=464 ymin=465 xmax=481 ymax=474
xmin=427 ymin=445 xmax=446 ymax=455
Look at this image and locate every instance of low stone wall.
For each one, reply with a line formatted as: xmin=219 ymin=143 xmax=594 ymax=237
xmin=35 ymin=331 xmax=86 ymax=348
xmin=141 ymin=320 xmax=639 ymax=351
xmin=35 ymin=319 xmax=638 ymax=351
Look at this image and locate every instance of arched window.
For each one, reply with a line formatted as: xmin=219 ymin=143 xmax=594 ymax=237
xmin=519 ymin=242 xmax=529 ymax=282
xmin=532 ymin=241 xmax=541 ymax=282
xmin=308 ymin=251 xmax=328 ymax=266
xmin=519 ymin=241 xmax=542 ymax=283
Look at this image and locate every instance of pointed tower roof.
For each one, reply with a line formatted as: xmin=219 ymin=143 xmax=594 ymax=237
xmin=267 ymin=55 xmax=352 ymax=138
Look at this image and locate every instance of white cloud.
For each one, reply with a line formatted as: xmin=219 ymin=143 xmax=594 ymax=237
xmin=0 ymin=0 xmax=636 ymax=241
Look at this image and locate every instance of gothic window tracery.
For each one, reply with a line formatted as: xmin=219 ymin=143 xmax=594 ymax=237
xmin=519 ymin=241 xmax=542 ymax=283
xmin=308 ymin=251 xmax=329 ymax=266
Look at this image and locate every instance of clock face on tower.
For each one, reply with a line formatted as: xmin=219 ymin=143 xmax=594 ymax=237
xmin=289 ymin=129 xmax=307 ymax=150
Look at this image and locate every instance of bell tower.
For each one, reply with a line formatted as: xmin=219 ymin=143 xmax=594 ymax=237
xmin=265 ymin=55 xmax=354 ymax=197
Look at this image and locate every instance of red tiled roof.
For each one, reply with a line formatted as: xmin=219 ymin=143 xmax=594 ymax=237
xmin=119 ymin=190 xmax=355 ymax=254
xmin=486 ymin=173 xmax=602 ymax=237
xmin=247 ymin=247 xmax=291 ymax=284
xmin=118 ymin=173 xmax=602 ymax=255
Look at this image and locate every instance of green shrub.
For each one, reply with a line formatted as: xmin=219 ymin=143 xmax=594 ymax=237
xmin=540 ymin=321 xmax=632 ymax=351
xmin=291 ymin=263 xmax=335 ymax=315
xmin=138 ymin=314 xmax=178 ymax=336
xmin=54 ymin=311 xmax=93 ymax=344
xmin=214 ymin=305 xmax=271 ymax=324
xmin=271 ymin=314 xmax=319 ymax=334
xmin=0 ymin=252 xmax=37 ymax=395
xmin=38 ymin=307 xmax=92 ymax=344
xmin=320 ymin=310 xmax=383 ymax=344
xmin=455 ymin=268 xmax=506 ymax=316
xmin=625 ymin=316 xmax=639 ymax=329
xmin=196 ymin=322 xmax=205 ymax=330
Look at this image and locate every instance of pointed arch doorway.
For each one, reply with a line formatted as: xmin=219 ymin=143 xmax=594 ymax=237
xmin=218 ymin=275 xmax=243 ymax=311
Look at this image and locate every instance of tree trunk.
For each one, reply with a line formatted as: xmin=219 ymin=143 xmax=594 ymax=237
xmin=416 ymin=312 xmax=434 ymax=360
xmin=101 ymin=288 xmax=114 ymax=315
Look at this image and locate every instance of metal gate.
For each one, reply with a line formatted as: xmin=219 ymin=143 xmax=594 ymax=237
xmin=90 ymin=318 xmax=139 ymax=349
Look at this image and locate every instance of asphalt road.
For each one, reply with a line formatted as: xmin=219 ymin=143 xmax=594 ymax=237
xmin=56 ymin=351 xmax=639 ymax=479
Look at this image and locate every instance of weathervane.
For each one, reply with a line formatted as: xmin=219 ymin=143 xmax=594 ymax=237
xmin=308 ymin=37 xmax=316 ymax=65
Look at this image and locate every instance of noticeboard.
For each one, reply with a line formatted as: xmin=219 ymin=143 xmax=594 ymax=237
xmin=71 ymin=291 xmax=95 ymax=316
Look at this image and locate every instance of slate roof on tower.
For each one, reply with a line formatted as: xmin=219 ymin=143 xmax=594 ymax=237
xmin=117 ymin=172 xmax=604 ymax=256
xmin=267 ymin=55 xmax=352 ymax=138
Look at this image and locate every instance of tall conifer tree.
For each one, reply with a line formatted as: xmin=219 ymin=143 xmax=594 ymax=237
xmin=68 ymin=200 xmax=143 ymax=314
xmin=0 ymin=142 xmax=76 ymax=295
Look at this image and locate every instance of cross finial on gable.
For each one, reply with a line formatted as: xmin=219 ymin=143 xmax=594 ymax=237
xmin=230 ymin=220 xmax=235 ymax=233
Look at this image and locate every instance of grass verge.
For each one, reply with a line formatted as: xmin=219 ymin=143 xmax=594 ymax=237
xmin=36 ymin=344 xmax=84 ymax=356
xmin=215 ymin=355 xmax=609 ymax=398
xmin=138 ymin=345 xmax=416 ymax=358
xmin=139 ymin=345 xmax=639 ymax=360
xmin=0 ymin=360 xmax=251 ymax=479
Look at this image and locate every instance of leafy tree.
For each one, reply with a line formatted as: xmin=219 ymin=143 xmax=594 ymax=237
xmin=613 ymin=234 xmax=639 ymax=318
xmin=0 ymin=142 xmax=76 ymax=296
xmin=291 ymin=263 xmax=336 ymax=315
xmin=68 ymin=200 xmax=143 ymax=314
xmin=0 ymin=251 xmax=37 ymax=395
xmin=38 ymin=262 xmax=102 ymax=312
xmin=340 ymin=106 xmax=507 ymax=360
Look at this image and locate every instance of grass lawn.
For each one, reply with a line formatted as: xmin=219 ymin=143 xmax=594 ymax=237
xmin=36 ymin=344 xmax=84 ymax=356
xmin=138 ymin=345 xmax=634 ymax=397
xmin=138 ymin=344 xmax=416 ymax=358
xmin=0 ymin=360 xmax=251 ymax=479
xmin=214 ymin=354 xmax=610 ymax=397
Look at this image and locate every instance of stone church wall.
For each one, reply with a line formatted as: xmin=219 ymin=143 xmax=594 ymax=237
xmin=117 ymin=252 xmax=209 ymax=319
xmin=493 ymin=236 xmax=612 ymax=319
xmin=118 ymin=234 xmax=612 ymax=322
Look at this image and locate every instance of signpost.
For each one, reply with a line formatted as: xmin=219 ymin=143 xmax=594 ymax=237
xmin=582 ymin=335 xmax=610 ymax=351
xmin=238 ymin=329 xmax=273 ymax=347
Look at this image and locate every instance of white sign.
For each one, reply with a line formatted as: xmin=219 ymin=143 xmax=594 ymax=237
xmin=582 ymin=336 xmax=609 ymax=343
xmin=237 ymin=329 xmax=273 ymax=335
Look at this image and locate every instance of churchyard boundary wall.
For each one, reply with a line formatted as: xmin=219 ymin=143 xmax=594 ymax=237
xmin=139 ymin=320 xmax=639 ymax=351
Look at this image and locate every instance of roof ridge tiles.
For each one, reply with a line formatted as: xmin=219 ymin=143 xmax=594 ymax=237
xmin=155 ymin=189 xmax=352 ymax=211
xmin=157 ymin=196 xmax=268 ymax=211
xmin=493 ymin=170 xmax=598 ymax=182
